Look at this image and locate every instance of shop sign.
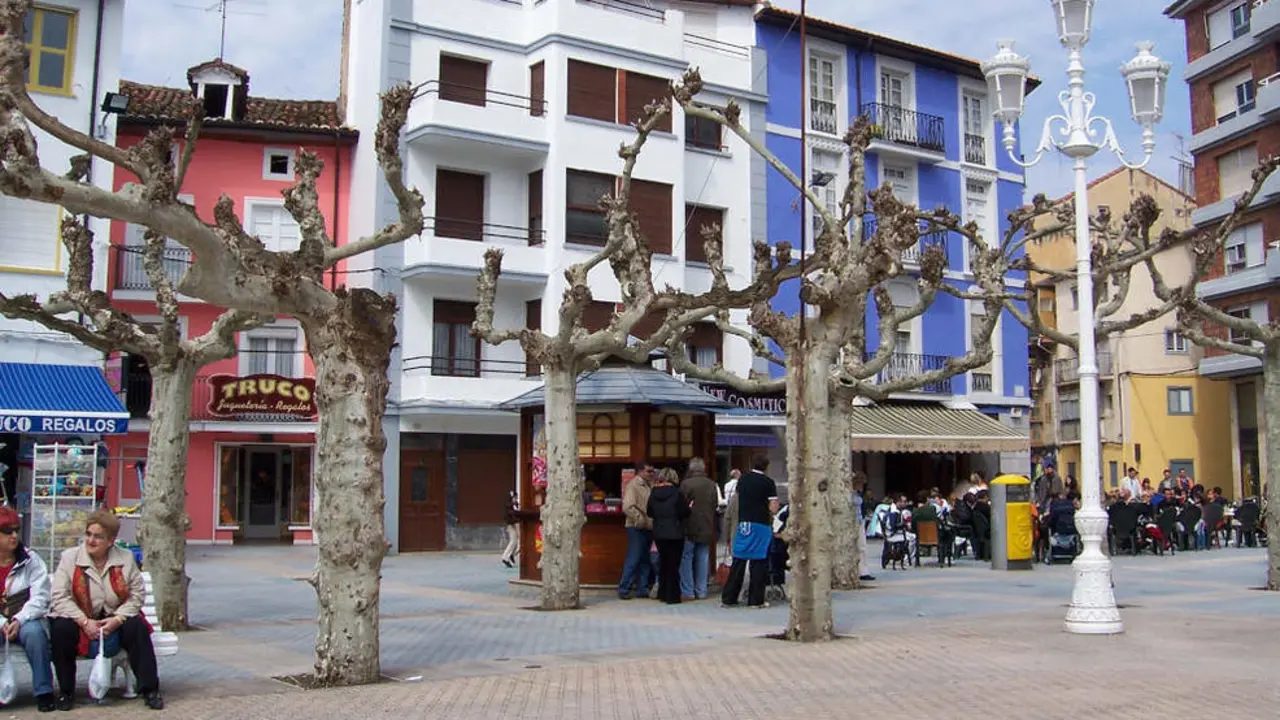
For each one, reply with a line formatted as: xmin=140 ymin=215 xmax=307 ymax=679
xmin=206 ymin=374 xmax=317 ymax=418
xmin=0 ymin=414 xmax=127 ymax=435
xmin=697 ymin=383 xmax=787 ymax=415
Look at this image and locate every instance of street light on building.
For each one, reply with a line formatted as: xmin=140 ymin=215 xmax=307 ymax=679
xmin=980 ymin=0 xmax=1171 ymax=636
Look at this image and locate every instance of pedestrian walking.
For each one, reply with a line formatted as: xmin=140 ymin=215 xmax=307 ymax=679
xmin=501 ymin=490 xmax=520 ymax=568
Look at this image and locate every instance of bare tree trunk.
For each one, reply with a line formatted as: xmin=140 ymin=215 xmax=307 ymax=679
xmin=539 ymin=364 xmax=585 ymax=610
xmin=137 ymin=359 xmax=198 ymax=631
xmin=304 ymin=290 xmax=395 ymax=687
xmin=827 ymin=395 xmax=860 ymax=590
xmin=1266 ymin=347 xmax=1280 ymax=590
xmin=785 ymin=350 xmax=837 ymax=641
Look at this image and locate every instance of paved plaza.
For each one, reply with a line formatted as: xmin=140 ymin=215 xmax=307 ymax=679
xmin=1 ymin=544 xmax=1276 ymax=718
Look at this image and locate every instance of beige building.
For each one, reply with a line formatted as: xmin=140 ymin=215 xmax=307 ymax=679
xmin=1026 ymin=168 xmax=1235 ymax=493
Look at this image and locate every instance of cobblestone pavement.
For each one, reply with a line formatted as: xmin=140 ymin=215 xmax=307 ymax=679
xmin=1 ymin=544 xmax=1274 ymax=718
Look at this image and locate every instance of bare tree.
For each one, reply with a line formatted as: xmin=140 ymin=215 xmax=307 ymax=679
xmin=0 ymin=0 xmax=425 ymax=685
xmin=0 ymin=219 xmax=264 ymax=631
xmin=472 ymin=87 xmax=801 ymax=611
xmin=665 ymin=72 xmax=1012 ymax=641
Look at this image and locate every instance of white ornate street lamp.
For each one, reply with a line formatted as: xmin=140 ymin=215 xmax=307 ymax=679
xmin=982 ymin=0 xmax=1170 ymax=636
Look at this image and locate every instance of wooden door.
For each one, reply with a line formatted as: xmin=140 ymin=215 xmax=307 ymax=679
xmin=399 ymin=448 xmax=447 ymax=552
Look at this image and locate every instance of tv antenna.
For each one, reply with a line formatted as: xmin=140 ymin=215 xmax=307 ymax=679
xmin=173 ymin=0 xmax=266 ymax=60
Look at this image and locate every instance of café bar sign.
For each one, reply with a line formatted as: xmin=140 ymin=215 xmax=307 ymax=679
xmin=206 ymin=374 xmax=317 ymax=418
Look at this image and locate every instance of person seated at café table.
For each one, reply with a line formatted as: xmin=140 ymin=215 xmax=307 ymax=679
xmin=0 ymin=506 xmax=56 ymax=712
xmin=48 ymin=510 xmax=164 ymax=711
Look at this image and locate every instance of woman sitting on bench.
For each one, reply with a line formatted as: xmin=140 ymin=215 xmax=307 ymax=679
xmin=48 ymin=510 xmax=163 ymax=711
xmin=0 ymin=506 xmax=55 ymax=712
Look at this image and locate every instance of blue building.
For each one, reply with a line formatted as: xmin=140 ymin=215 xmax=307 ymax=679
xmin=751 ymin=7 xmax=1034 ymax=498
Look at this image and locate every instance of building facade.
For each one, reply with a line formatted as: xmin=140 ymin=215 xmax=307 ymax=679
xmin=1165 ymin=0 xmax=1280 ymax=498
xmin=1027 ymin=168 xmax=1234 ymax=494
xmin=101 ymin=60 xmax=355 ymax=545
xmin=343 ymin=0 xmax=762 ymax=552
xmin=749 ymin=8 xmax=1032 ymax=500
xmin=0 ymin=1 xmax=129 ymax=508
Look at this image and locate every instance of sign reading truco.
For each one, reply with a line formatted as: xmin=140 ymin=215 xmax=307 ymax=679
xmin=206 ymin=374 xmax=317 ymax=418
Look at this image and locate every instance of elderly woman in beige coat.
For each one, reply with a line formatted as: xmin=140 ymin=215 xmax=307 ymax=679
xmin=48 ymin=510 xmax=163 ymax=711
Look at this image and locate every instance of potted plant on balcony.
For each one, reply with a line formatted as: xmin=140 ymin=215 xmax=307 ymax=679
xmin=868 ymin=124 xmax=885 ymax=139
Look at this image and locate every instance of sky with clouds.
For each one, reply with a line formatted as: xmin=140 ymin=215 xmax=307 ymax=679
xmin=121 ymin=0 xmax=1189 ymax=199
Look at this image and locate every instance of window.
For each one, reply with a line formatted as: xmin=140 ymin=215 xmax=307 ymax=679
xmin=243 ymin=327 xmax=300 ymax=377
xmin=649 ymin=413 xmax=694 ymax=460
xmin=22 ymin=6 xmax=76 ymax=95
xmin=1167 ymin=386 xmax=1194 ymax=415
xmin=246 ymin=201 xmax=302 ymax=253
xmin=1213 ymin=70 xmax=1255 ymax=122
xmin=434 ymin=168 xmax=485 ymax=241
xmin=971 ymin=308 xmax=994 ymax=393
xmin=0 ymin=195 xmax=61 ymax=273
xmin=438 ymin=54 xmax=488 ymax=106
xmin=565 ymin=60 xmax=672 ymax=132
xmin=685 ymin=322 xmax=722 ymax=368
xmin=201 ymin=83 xmax=231 ymax=119
xmin=685 ymin=109 xmax=722 ymax=150
xmin=809 ymin=53 xmax=838 ymax=134
xmin=965 ymin=178 xmax=991 ymax=269
xmin=685 ymin=204 xmax=725 ymax=264
xmin=577 ymin=412 xmax=631 ymax=459
xmin=527 ymin=170 xmax=543 ymax=244
xmin=263 ymin=149 xmax=295 ymax=181
xmin=1227 ymin=305 xmax=1254 ymax=343
xmin=1217 ymin=144 xmax=1258 ymax=199
xmin=1224 ymin=221 xmax=1264 ymax=273
xmin=883 ymin=164 xmax=914 ymax=202
xmin=566 ymin=170 xmax=614 ymax=245
xmin=1069 ymin=285 xmax=1079 ymax=310
xmin=1164 ymin=329 xmax=1190 ymax=354
xmin=1207 ymin=2 xmax=1251 ymax=49
xmin=525 ymin=300 xmax=542 ymax=376
xmin=894 ymin=329 xmax=912 ymax=354
xmin=813 ymin=150 xmax=842 ymax=237
xmin=1060 ymin=392 xmax=1080 ymax=421
xmin=963 ymin=92 xmax=987 ymax=164
xmin=630 ymin=180 xmax=673 ymax=254
xmin=623 ymin=71 xmax=672 ymax=132
xmin=529 ymin=61 xmax=545 ymax=116
xmin=1038 ymin=290 xmax=1055 ymax=314
xmin=432 ymin=300 xmax=480 ymax=378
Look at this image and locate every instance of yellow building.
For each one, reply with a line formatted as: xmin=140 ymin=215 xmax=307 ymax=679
xmin=1026 ymin=168 xmax=1235 ymax=495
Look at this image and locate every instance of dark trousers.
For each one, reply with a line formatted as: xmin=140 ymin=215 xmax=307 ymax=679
xmin=51 ymin=616 xmax=160 ymax=696
xmin=720 ymin=557 xmax=767 ymax=606
xmin=655 ymin=538 xmax=684 ymax=604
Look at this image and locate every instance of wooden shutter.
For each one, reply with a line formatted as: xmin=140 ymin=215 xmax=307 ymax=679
xmin=630 ymin=179 xmax=673 ymax=255
xmin=439 ymin=55 xmax=488 ymax=106
xmin=622 ymin=71 xmax=672 ymax=132
xmin=525 ymin=299 xmax=542 ymax=376
xmin=684 ymin=205 xmax=724 ymax=263
xmin=434 ymin=299 xmax=477 ymax=324
xmin=434 ymin=169 xmax=485 ymax=241
xmin=582 ymin=301 xmax=615 ymax=333
xmin=529 ymin=62 xmax=546 ymax=116
xmin=567 ymin=59 xmax=617 ymax=122
xmin=627 ymin=308 xmax=665 ymax=340
xmin=528 ymin=170 xmax=544 ymax=245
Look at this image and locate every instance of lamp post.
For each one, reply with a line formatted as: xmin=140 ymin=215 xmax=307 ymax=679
xmin=982 ymin=0 xmax=1171 ymax=636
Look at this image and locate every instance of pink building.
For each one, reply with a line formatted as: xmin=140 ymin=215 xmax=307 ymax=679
xmin=104 ymin=60 xmax=355 ymax=545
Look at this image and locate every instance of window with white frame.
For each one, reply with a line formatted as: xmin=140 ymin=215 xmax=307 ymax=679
xmin=1167 ymin=386 xmax=1194 ymax=415
xmin=246 ymin=200 xmax=302 ymax=253
xmin=812 ymin=149 xmax=842 ymax=238
xmin=1212 ymin=70 xmax=1255 ymax=123
xmin=263 ymin=148 xmax=296 ymax=181
xmin=883 ymin=164 xmax=916 ymax=203
xmin=1227 ymin=305 xmax=1256 ymax=344
xmin=1059 ymin=391 xmax=1080 ymax=421
xmin=1217 ymin=144 xmax=1258 ymax=199
xmin=879 ymin=68 xmax=910 ymax=140
xmin=242 ymin=325 xmax=300 ymax=377
xmin=1164 ymin=329 xmax=1190 ymax=354
xmin=1207 ymin=1 xmax=1252 ymax=49
xmin=965 ymin=178 xmax=991 ymax=270
xmin=962 ymin=91 xmax=988 ymax=164
xmin=808 ymin=53 xmax=838 ymax=134
xmin=1224 ymin=221 xmax=1264 ymax=273
xmin=970 ymin=307 xmax=994 ymax=393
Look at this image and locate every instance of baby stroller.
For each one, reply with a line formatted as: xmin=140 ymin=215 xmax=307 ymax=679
xmin=766 ymin=505 xmax=790 ymax=603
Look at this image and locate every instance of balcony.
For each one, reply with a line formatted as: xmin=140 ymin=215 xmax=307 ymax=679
xmin=406 ymin=81 xmax=549 ymax=167
xmin=111 ymin=244 xmax=192 ymax=293
xmin=810 ymin=99 xmax=838 ymax=135
xmin=1260 ymin=72 xmax=1280 ymax=118
xmin=1059 ymin=418 xmax=1081 ymax=443
xmin=861 ymin=216 xmax=951 ymax=268
xmin=1196 ymin=247 xmax=1280 ymax=300
xmin=402 ymin=217 xmax=547 ymax=284
xmin=964 ymin=134 xmax=987 ymax=164
xmin=401 ymin=355 xmax=543 ymax=410
xmin=1055 ymin=353 xmax=1114 ymax=384
xmin=871 ymin=352 xmax=955 ymax=395
xmin=860 ymin=102 xmax=946 ymax=161
xmin=1255 ymin=0 xmax=1280 ymax=40
xmin=1192 ymin=168 xmax=1280 ymax=226
xmin=1187 ymin=100 xmax=1261 ymax=154
xmin=971 ymin=371 xmax=993 ymax=393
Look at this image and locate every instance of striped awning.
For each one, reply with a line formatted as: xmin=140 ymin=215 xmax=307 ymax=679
xmin=850 ymin=403 xmax=1027 ymax=454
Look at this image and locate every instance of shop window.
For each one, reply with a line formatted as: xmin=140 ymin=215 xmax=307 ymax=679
xmin=218 ymin=446 xmax=243 ymax=526
xmin=577 ymin=412 xmax=631 ymax=459
xmin=288 ymin=447 xmax=312 ymax=526
xmin=648 ymin=413 xmax=693 ymax=460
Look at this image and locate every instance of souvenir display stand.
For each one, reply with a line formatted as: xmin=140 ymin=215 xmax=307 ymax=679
xmin=30 ymin=443 xmax=101 ymax=571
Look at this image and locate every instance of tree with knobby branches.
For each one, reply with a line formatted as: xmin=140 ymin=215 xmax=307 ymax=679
xmin=664 ymin=70 xmax=1013 ymax=641
xmin=0 ymin=216 xmax=265 ymax=631
xmin=0 ymin=0 xmax=426 ymax=686
xmin=472 ymin=87 xmax=803 ymax=611
xmin=1146 ymin=160 xmax=1280 ymax=589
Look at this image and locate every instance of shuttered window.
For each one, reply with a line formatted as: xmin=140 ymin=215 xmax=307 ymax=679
xmin=622 ymin=71 xmax=672 ymax=132
xmin=582 ymin=301 xmax=616 ymax=333
xmin=529 ymin=61 xmax=545 ymax=116
xmin=566 ymin=170 xmax=614 ymax=245
xmin=528 ymin=170 xmax=544 ymax=245
xmin=627 ymin=309 xmax=666 ymax=340
xmin=525 ymin=299 xmax=542 ymax=377
xmin=567 ymin=59 xmax=616 ymax=122
xmin=439 ymin=54 xmax=488 ymax=106
xmin=435 ymin=169 xmax=486 ymax=241
xmin=631 ymin=179 xmax=673 ymax=255
xmin=685 ymin=112 xmax=721 ymax=150
xmin=686 ymin=323 xmax=723 ymax=368
xmin=684 ymin=204 xmax=724 ymax=264
xmin=432 ymin=300 xmax=480 ymax=378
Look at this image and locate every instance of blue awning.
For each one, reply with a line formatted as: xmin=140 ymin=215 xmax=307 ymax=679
xmin=0 ymin=363 xmax=129 ymax=435
xmin=716 ymin=427 xmax=780 ymax=448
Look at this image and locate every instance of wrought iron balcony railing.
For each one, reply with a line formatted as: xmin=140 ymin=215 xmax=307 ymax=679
xmin=112 ymin=244 xmax=192 ymax=292
xmin=1056 ymin=353 xmax=1114 ymax=384
xmin=964 ymin=133 xmax=987 ymax=164
xmin=426 ymin=217 xmax=546 ymax=246
xmin=868 ymin=352 xmax=955 ymax=395
xmin=416 ymin=80 xmax=547 ymax=115
xmin=861 ymin=216 xmax=950 ymax=267
xmin=810 ymin=98 xmax=838 ymax=134
xmin=861 ymin=102 xmax=946 ymax=154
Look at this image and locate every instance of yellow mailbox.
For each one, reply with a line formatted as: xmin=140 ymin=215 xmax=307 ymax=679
xmin=989 ymin=474 xmax=1033 ymax=570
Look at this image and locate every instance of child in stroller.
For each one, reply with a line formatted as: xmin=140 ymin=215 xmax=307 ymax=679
xmin=765 ymin=504 xmax=790 ymax=603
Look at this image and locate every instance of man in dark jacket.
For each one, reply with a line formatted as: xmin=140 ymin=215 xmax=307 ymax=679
xmin=679 ymin=457 xmax=719 ymax=600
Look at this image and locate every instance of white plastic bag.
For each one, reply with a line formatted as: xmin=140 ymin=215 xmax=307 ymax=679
xmin=88 ymin=627 xmax=110 ymax=701
xmin=0 ymin=634 xmax=16 ymax=705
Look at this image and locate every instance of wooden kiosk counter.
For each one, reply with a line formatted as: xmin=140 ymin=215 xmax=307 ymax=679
xmin=501 ymin=360 xmax=730 ymax=587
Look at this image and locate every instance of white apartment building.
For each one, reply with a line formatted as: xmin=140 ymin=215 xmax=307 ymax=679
xmin=342 ymin=0 xmax=765 ymax=552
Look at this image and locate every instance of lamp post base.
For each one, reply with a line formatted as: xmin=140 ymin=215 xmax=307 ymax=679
xmin=1063 ymin=508 xmax=1123 ymax=635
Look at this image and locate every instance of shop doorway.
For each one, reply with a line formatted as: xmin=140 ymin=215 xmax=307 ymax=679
xmin=242 ymin=448 xmax=289 ymax=540
xmin=399 ymin=447 xmax=446 ymax=552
